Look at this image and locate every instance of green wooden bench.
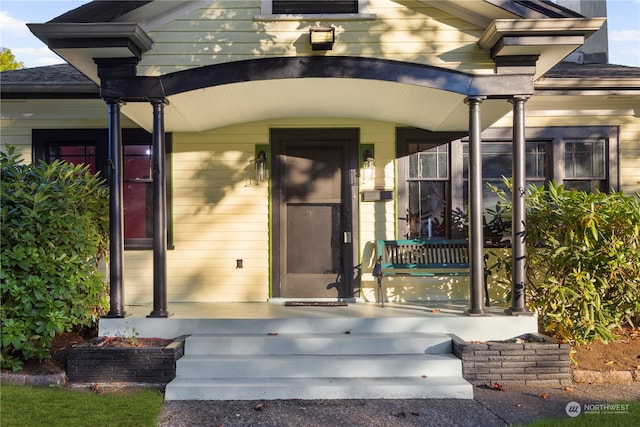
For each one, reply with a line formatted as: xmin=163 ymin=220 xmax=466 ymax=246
xmin=373 ymin=239 xmax=490 ymax=308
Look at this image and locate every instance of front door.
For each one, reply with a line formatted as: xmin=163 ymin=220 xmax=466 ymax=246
xmin=272 ymin=129 xmax=358 ymax=298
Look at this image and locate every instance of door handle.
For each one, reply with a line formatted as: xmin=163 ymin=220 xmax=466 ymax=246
xmin=343 ymin=231 xmax=352 ymax=244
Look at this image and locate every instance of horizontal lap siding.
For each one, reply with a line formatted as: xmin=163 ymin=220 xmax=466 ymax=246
xmin=138 ymin=0 xmax=491 ymax=76
xmin=161 ymin=125 xmax=270 ymax=303
xmin=121 ymin=118 xmax=398 ymax=304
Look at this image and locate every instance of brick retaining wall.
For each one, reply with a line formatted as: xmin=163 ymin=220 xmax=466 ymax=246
xmin=66 ymin=336 xmax=185 ymax=384
xmin=451 ymin=333 xmax=572 ymax=386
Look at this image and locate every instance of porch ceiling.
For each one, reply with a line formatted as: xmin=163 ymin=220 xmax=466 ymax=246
xmin=121 ymin=78 xmax=512 ymax=133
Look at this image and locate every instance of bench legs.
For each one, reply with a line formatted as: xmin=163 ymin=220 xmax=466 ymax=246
xmin=377 ymin=274 xmax=385 ymax=308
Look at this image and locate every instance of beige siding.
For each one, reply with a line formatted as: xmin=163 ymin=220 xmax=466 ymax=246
xmin=114 ymin=118 xmax=399 ymax=303
xmin=138 ymin=0 xmax=492 ymax=76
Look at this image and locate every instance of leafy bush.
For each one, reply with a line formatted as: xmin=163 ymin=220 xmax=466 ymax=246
xmin=1 ymin=145 xmax=109 ymax=370
xmin=490 ymin=180 xmax=640 ymax=344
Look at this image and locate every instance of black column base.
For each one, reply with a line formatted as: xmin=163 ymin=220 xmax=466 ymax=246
xmin=147 ymin=310 xmax=171 ymax=318
xmin=505 ymin=307 xmax=534 ymax=316
xmin=104 ymin=309 xmax=126 ymax=318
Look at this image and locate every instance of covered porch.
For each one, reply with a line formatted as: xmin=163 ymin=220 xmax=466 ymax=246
xmin=99 ymin=300 xmax=538 ymax=342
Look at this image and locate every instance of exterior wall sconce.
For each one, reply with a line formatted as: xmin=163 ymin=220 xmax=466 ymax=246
xmin=310 ymin=27 xmax=335 ymax=51
xmin=362 ymin=148 xmax=375 ymax=183
xmin=255 ymin=150 xmax=267 ymax=183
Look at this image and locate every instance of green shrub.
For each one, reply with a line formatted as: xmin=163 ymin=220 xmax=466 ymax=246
xmin=1 ymin=145 xmax=109 ymax=370
xmin=490 ymin=180 xmax=640 ymax=344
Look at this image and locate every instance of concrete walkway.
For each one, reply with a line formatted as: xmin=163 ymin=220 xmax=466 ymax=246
xmin=158 ymin=383 xmax=640 ymax=426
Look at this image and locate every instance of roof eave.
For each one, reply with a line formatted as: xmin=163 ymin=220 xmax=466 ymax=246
xmin=478 ymin=18 xmax=606 ymax=51
xmin=27 ymin=22 xmax=153 ymax=59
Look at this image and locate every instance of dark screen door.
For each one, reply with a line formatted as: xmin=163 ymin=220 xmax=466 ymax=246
xmin=272 ymin=130 xmax=356 ymax=298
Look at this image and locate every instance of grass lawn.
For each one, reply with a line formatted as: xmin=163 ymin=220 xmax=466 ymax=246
xmin=527 ymin=401 xmax=640 ymax=427
xmin=1 ymin=384 xmax=163 ymax=427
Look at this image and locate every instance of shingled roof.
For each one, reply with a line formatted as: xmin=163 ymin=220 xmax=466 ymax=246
xmin=0 ymin=64 xmax=98 ymax=99
xmin=543 ymin=61 xmax=640 ymax=79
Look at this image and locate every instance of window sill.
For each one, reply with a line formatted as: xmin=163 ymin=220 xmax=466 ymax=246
xmin=125 ymin=239 xmax=175 ymax=251
xmin=254 ymin=13 xmax=376 ymax=21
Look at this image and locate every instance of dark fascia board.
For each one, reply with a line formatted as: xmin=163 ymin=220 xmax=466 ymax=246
xmin=49 ymin=1 xmax=153 ymax=23
xmin=487 ymin=0 xmax=583 ymax=19
xmin=27 ymin=22 xmax=153 ymax=56
xmin=1 ymin=84 xmax=99 ymax=99
xmin=98 ymin=56 xmax=534 ymax=101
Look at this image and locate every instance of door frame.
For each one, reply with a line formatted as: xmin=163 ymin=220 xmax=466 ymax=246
xmin=270 ymin=128 xmax=360 ymax=298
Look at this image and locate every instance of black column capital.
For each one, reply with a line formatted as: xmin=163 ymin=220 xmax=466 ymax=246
xmin=464 ymin=95 xmax=486 ymax=104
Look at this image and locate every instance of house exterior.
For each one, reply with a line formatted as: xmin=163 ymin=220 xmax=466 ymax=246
xmin=2 ymin=0 xmax=639 ymax=318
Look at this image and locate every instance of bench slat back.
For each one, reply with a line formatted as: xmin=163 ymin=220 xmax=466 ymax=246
xmin=377 ymin=239 xmax=470 ymax=268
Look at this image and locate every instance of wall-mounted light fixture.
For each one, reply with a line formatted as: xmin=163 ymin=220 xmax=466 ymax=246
xmin=255 ymin=150 xmax=267 ymax=183
xmin=310 ymin=26 xmax=335 ymax=51
xmin=362 ymin=148 xmax=375 ymax=183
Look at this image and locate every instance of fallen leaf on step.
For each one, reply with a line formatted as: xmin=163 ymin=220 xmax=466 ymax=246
xmin=564 ymin=386 xmax=574 ymax=392
xmin=431 ymin=309 xmax=441 ymax=313
xmin=539 ymin=393 xmax=549 ymax=399
xmin=421 ymin=375 xmax=428 ymax=379
xmin=491 ymin=382 xmax=505 ymax=391
xmin=267 ymin=332 xmax=278 ymax=336
xmin=411 ymin=411 xmax=420 ymax=416
xmin=515 ymin=403 xmax=523 ymax=408
xmin=254 ymin=402 xmax=264 ymax=411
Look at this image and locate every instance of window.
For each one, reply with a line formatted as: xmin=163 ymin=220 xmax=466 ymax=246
xmin=397 ymin=126 xmax=617 ymax=244
xmin=462 ymin=141 xmax=549 ymax=214
xmin=397 ymin=129 xmax=465 ymax=240
xmin=260 ymin=0 xmax=371 ymax=16
xmin=273 ymin=1 xmax=358 ymax=14
xmin=33 ymin=129 xmax=172 ymax=250
xmin=564 ymin=140 xmax=606 ymax=192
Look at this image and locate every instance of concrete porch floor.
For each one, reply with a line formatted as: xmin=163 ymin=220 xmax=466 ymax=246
xmin=99 ymin=301 xmax=539 ymax=342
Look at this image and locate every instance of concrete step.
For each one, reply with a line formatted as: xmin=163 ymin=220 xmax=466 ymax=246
xmin=164 ymin=376 xmax=473 ymax=400
xmin=184 ymin=332 xmax=452 ymax=355
xmin=175 ymin=353 xmax=462 ymax=379
xmin=165 ymin=331 xmax=473 ymax=401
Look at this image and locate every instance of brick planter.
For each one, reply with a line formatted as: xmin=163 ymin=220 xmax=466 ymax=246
xmin=451 ymin=333 xmax=572 ymax=386
xmin=66 ymin=336 xmax=185 ymax=384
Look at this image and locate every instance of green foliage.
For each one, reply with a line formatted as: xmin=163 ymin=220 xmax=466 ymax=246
xmin=490 ymin=180 xmax=640 ymax=344
xmin=0 ymin=47 xmax=24 ymax=71
xmin=1 ymin=145 xmax=109 ymax=370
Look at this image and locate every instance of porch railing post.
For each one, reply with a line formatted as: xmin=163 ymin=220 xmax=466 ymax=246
xmin=465 ymin=96 xmax=488 ymax=316
xmin=149 ymin=99 xmax=169 ymax=318
xmin=508 ymin=95 xmax=533 ymax=316
xmin=105 ymin=98 xmax=125 ymax=318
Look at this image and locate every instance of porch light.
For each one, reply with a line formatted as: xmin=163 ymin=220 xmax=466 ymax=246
xmin=255 ymin=150 xmax=267 ymax=183
xmin=309 ymin=27 xmax=335 ymax=50
xmin=362 ymin=149 xmax=375 ymax=183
